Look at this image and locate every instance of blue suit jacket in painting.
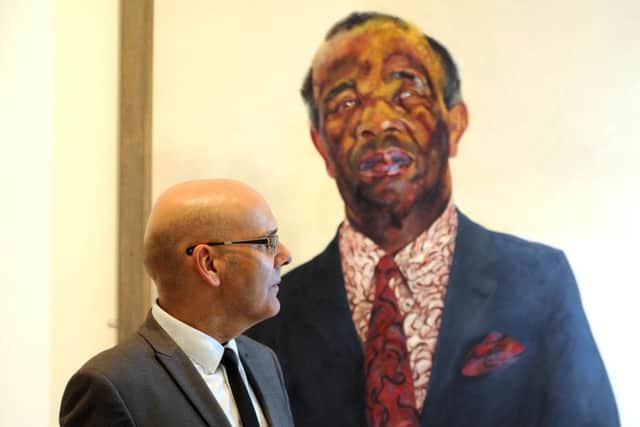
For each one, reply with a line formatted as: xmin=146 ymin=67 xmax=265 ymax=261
xmin=247 ymin=212 xmax=619 ymax=427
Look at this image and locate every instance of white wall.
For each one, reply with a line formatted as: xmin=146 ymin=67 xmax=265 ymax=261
xmin=0 ymin=1 xmax=53 ymax=425
xmin=50 ymin=0 xmax=118 ymax=426
xmin=154 ymin=0 xmax=639 ymax=424
xmin=2 ymin=1 xmax=119 ymax=426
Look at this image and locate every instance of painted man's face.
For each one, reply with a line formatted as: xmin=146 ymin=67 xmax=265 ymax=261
xmin=311 ymin=21 xmax=464 ymax=222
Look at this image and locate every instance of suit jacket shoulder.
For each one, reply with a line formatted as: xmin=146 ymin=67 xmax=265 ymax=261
xmin=61 ymin=315 xmax=294 ymax=427
xmin=425 ymin=212 xmax=619 ymax=426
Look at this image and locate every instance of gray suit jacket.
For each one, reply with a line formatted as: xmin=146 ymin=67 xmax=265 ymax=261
xmin=60 ymin=313 xmax=294 ymax=427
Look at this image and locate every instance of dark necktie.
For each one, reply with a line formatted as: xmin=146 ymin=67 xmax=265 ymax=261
xmin=364 ymin=254 xmax=419 ymax=427
xmin=221 ymin=348 xmax=260 ymax=427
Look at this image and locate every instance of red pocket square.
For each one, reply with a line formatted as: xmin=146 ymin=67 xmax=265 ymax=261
xmin=461 ymin=331 xmax=525 ymax=377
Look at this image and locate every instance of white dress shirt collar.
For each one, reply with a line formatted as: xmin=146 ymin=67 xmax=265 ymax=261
xmin=151 ymin=302 xmax=240 ymax=374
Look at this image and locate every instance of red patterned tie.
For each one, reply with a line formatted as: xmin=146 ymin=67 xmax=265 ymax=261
xmin=364 ymin=254 xmax=419 ymax=427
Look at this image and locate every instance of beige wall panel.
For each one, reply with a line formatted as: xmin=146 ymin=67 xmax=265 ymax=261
xmin=1 ymin=1 xmax=53 ymax=425
xmin=51 ymin=0 xmax=119 ymax=425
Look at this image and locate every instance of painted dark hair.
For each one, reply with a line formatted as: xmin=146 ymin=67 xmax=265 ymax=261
xmin=301 ymin=12 xmax=462 ymax=128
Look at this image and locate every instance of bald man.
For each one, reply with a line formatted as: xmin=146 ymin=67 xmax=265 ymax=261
xmin=60 ymin=179 xmax=294 ymax=427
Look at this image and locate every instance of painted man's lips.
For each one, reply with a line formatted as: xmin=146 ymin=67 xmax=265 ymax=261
xmin=358 ymin=148 xmax=413 ymax=178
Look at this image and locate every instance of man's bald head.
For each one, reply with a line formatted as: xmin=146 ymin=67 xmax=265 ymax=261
xmin=143 ymin=178 xmax=291 ymax=341
xmin=143 ymin=179 xmax=272 ymax=292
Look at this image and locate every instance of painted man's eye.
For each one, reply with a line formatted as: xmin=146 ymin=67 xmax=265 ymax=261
xmin=396 ymin=89 xmax=427 ymax=110
xmin=333 ymin=98 xmax=357 ymax=113
xmin=398 ymin=90 xmax=415 ymax=99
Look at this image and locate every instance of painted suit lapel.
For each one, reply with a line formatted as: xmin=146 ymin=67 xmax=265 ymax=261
xmin=420 ymin=212 xmax=500 ymax=423
xmin=138 ymin=314 xmax=231 ymax=427
xmin=299 ymin=234 xmax=364 ymax=364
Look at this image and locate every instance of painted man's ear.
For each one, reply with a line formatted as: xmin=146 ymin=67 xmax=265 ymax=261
xmin=310 ymin=127 xmax=337 ymax=178
xmin=192 ymin=245 xmax=221 ymax=287
xmin=446 ymin=102 xmax=468 ymax=158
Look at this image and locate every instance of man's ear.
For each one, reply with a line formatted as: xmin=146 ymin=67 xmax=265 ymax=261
xmin=192 ymin=245 xmax=221 ymax=287
xmin=310 ymin=127 xmax=336 ymax=178
xmin=446 ymin=102 xmax=468 ymax=158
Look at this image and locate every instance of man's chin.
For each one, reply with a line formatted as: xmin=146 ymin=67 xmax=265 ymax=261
xmin=265 ymin=297 xmax=281 ymax=319
xmin=360 ymin=177 xmax=417 ymax=206
xmin=338 ymin=177 xmax=415 ymax=220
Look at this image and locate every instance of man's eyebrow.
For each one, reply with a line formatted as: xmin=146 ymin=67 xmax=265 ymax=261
xmin=389 ymin=70 xmax=426 ymax=90
xmin=323 ymin=80 xmax=356 ymax=105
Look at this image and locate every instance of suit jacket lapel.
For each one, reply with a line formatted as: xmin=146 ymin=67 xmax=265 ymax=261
xmin=236 ymin=339 xmax=285 ymax=427
xmin=298 ymin=233 xmax=364 ymax=364
xmin=421 ymin=212 xmax=500 ymax=422
xmin=138 ymin=313 xmax=231 ymax=427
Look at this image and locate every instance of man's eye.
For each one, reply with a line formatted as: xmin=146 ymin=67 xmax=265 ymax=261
xmin=396 ymin=89 xmax=427 ymax=109
xmin=331 ymin=98 xmax=357 ymax=114
xmin=398 ymin=90 xmax=415 ymax=99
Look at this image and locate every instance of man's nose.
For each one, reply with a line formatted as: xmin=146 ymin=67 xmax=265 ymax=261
xmin=275 ymin=241 xmax=292 ymax=267
xmin=356 ymin=98 xmax=406 ymax=140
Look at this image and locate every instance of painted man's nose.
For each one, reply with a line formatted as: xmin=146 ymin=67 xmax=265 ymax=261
xmin=356 ymin=99 xmax=405 ymax=140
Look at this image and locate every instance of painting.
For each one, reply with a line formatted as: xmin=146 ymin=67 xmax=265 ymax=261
xmin=150 ymin=1 xmax=639 ymax=424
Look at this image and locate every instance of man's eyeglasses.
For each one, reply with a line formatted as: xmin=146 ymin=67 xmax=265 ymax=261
xmin=185 ymin=235 xmax=279 ymax=255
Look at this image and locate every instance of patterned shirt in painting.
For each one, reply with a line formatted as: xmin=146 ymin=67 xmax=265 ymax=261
xmin=339 ymin=200 xmax=458 ymax=410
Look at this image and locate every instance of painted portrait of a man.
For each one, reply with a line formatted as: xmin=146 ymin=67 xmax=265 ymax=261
xmin=150 ymin=2 xmax=638 ymax=425
xmin=247 ymin=12 xmax=618 ymax=426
